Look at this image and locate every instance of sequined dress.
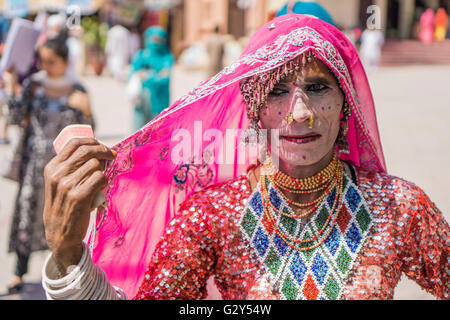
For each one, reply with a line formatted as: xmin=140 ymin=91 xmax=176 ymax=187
xmin=134 ymin=164 xmax=449 ymax=300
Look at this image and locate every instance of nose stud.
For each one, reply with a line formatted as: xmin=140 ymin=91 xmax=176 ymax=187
xmin=309 ymin=115 xmax=314 ymax=129
xmin=287 ymin=112 xmax=314 ymax=127
xmin=286 ymin=112 xmax=294 ymax=125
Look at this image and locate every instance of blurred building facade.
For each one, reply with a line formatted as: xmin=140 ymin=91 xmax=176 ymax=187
xmin=311 ymin=0 xmax=449 ymax=39
xmin=168 ymin=0 xmax=450 ymax=51
xmin=167 ymin=0 xmax=267 ymax=55
xmin=1 ymin=0 xmax=448 ymax=55
xmin=2 ymin=0 xmax=449 ymax=38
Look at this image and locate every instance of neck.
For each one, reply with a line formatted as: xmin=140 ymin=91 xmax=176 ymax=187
xmin=276 ymin=148 xmax=335 ymax=179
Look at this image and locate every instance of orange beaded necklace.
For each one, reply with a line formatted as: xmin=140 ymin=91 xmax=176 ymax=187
xmin=259 ymin=153 xmax=344 ymax=251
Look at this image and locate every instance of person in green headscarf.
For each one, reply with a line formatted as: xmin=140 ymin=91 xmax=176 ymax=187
xmin=129 ymin=26 xmax=174 ymax=132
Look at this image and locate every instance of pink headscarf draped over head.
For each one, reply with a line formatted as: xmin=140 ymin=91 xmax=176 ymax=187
xmin=89 ymin=14 xmax=386 ymax=299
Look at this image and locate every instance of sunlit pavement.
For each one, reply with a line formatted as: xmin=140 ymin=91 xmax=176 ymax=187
xmin=0 ymin=64 xmax=448 ymax=300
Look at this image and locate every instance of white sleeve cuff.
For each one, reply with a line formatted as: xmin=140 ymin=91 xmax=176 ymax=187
xmin=42 ymin=242 xmax=127 ymax=300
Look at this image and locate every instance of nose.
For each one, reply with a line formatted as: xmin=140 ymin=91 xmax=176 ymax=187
xmin=291 ymin=91 xmax=313 ymax=124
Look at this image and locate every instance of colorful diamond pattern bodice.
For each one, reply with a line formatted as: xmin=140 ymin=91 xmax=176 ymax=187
xmin=240 ymin=172 xmax=373 ymax=300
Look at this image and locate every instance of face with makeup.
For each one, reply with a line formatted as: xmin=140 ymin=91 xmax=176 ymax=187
xmin=259 ymin=58 xmax=344 ymax=174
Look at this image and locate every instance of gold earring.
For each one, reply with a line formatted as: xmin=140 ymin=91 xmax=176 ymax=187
xmin=286 ymin=112 xmax=294 ymax=125
xmin=309 ymin=114 xmax=314 ymax=129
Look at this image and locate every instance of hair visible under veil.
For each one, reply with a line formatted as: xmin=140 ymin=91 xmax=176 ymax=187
xmin=88 ymin=14 xmax=386 ymax=299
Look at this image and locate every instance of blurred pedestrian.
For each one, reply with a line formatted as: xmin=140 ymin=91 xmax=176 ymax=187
xmin=276 ymin=0 xmax=336 ymax=26
xmin=0 ymin=14 xmax=10 ymax=144
xmin=66 ymin=26 xmax=86 ymax=78
xmin=205 ymin=26 xmax=224 ymax=78
xmin=360 ymin=28 xmax=384 ymax=74
xmin=413 ymin=8 xmax=425 ymax=40
xmin=128 ymin=27 xmax=141 ymax=62
xmin=105 ymin=24 xmax=131 ymax=81
xmin=129 ymin=26 xmax=173 ymax=132
xmin=222 ymin=34 xmax=243 ymax=68
xmin=0 ymin=13 xmax=10 ymax=44
xmin=419 ymin=8 xmax=435 ymax=44
xmin=434 ymin=8 xmax=448 ymax=41
xmin=36 ymin=13 xmax=66 ymax=46
xmin=3 ymin=36 xmax=94 ymax=294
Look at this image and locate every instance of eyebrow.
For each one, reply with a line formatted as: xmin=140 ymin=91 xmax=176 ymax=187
xmin=303 ymin=76 xmax=334 ymax=85
xmin=278 ymin=75 xmax=334 ymax=86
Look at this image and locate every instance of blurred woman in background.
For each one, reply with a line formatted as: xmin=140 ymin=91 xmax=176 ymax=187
xmin=3 ymin=35 xmax=94 ymax=293
xmin=419 ymin=8 xmax=435 ymax=44
xmin=128 ymin=26 xmax=173 ymax=132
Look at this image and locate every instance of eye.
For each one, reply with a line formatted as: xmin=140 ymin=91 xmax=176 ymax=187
xmin=306 ymin=83 xmax=327 ymax=93
xmin=269 ymin=86 xmax=289 ymax=97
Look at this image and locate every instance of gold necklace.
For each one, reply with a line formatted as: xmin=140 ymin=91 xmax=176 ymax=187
xmin=259 ymin=161 xmax=344 ymax=250
xmin=261 ymin=175 xmax=337 ymax=219
xmin=273 ymin=173 xmax=342 ymax=245
xmin=265 ymin=153 xmax=339 ymax=193
xmin=268 ymin=174 xmax=338 ymax=208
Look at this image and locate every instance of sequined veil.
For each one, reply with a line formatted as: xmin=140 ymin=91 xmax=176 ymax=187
xmin=88 ymin=14 xmax=387 ymax=299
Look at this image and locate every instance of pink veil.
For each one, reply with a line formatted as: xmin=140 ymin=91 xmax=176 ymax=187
xmin=88 ymin=14 xmax=386 ymax=299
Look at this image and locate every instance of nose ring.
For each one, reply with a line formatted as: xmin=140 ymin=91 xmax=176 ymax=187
xmin=309 ymin=115 xmax=314 ymax=129
xmin=286 ymin=112 xmax=314 ymax=127
xmin=286 ymin=112 xmax=294 ymax=125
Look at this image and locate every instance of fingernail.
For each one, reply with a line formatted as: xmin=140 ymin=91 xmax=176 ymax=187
xmin=111 ymin=149 xmax=117 ymax=157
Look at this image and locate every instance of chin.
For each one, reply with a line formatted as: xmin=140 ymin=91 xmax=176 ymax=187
xmin=272 ymin=140 xmax=331 ymax=167
xmin=279 ymin=151 xmax=325 ymax=167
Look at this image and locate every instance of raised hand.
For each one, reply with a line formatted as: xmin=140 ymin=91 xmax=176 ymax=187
xmin=43 ymin=137 xmax=116 ymax=275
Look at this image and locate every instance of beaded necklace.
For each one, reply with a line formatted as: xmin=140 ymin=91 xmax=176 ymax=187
xmin=265 ymin=153 xmax=339 ymax=194
xmin=240 ymin=161 xmax=374 ymax=300
xmin=261 ymin=152 xmax=339 ymax=214
xmin=268 ymin=170 xmax=338 ymax=208
xmin=259 ymin=160 xmax=344 ymax=250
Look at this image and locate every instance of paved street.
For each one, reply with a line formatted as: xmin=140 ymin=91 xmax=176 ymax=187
xmin=0 ymin=64 xmax=449 ymax=300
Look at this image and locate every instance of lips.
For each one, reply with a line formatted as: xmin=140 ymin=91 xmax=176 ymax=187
xmin=281 ymin=133 xmax=321 ymax=144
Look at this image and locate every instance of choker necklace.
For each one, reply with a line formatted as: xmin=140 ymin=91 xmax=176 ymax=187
xmin=259 ymin=153 xmax=344 ymax=251
xmin=264 ymin=153 xmax=339 ymax=194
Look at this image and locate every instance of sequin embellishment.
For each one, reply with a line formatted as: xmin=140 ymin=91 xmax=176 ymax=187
xmin=241 ymin=173 xmax=373 ymax=300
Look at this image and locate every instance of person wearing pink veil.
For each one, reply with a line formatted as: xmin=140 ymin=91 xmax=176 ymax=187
xmin=419 ymin=8 xmax=435 ymax=44
xmin=41 ymin=14 xmax=449 ymax=300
